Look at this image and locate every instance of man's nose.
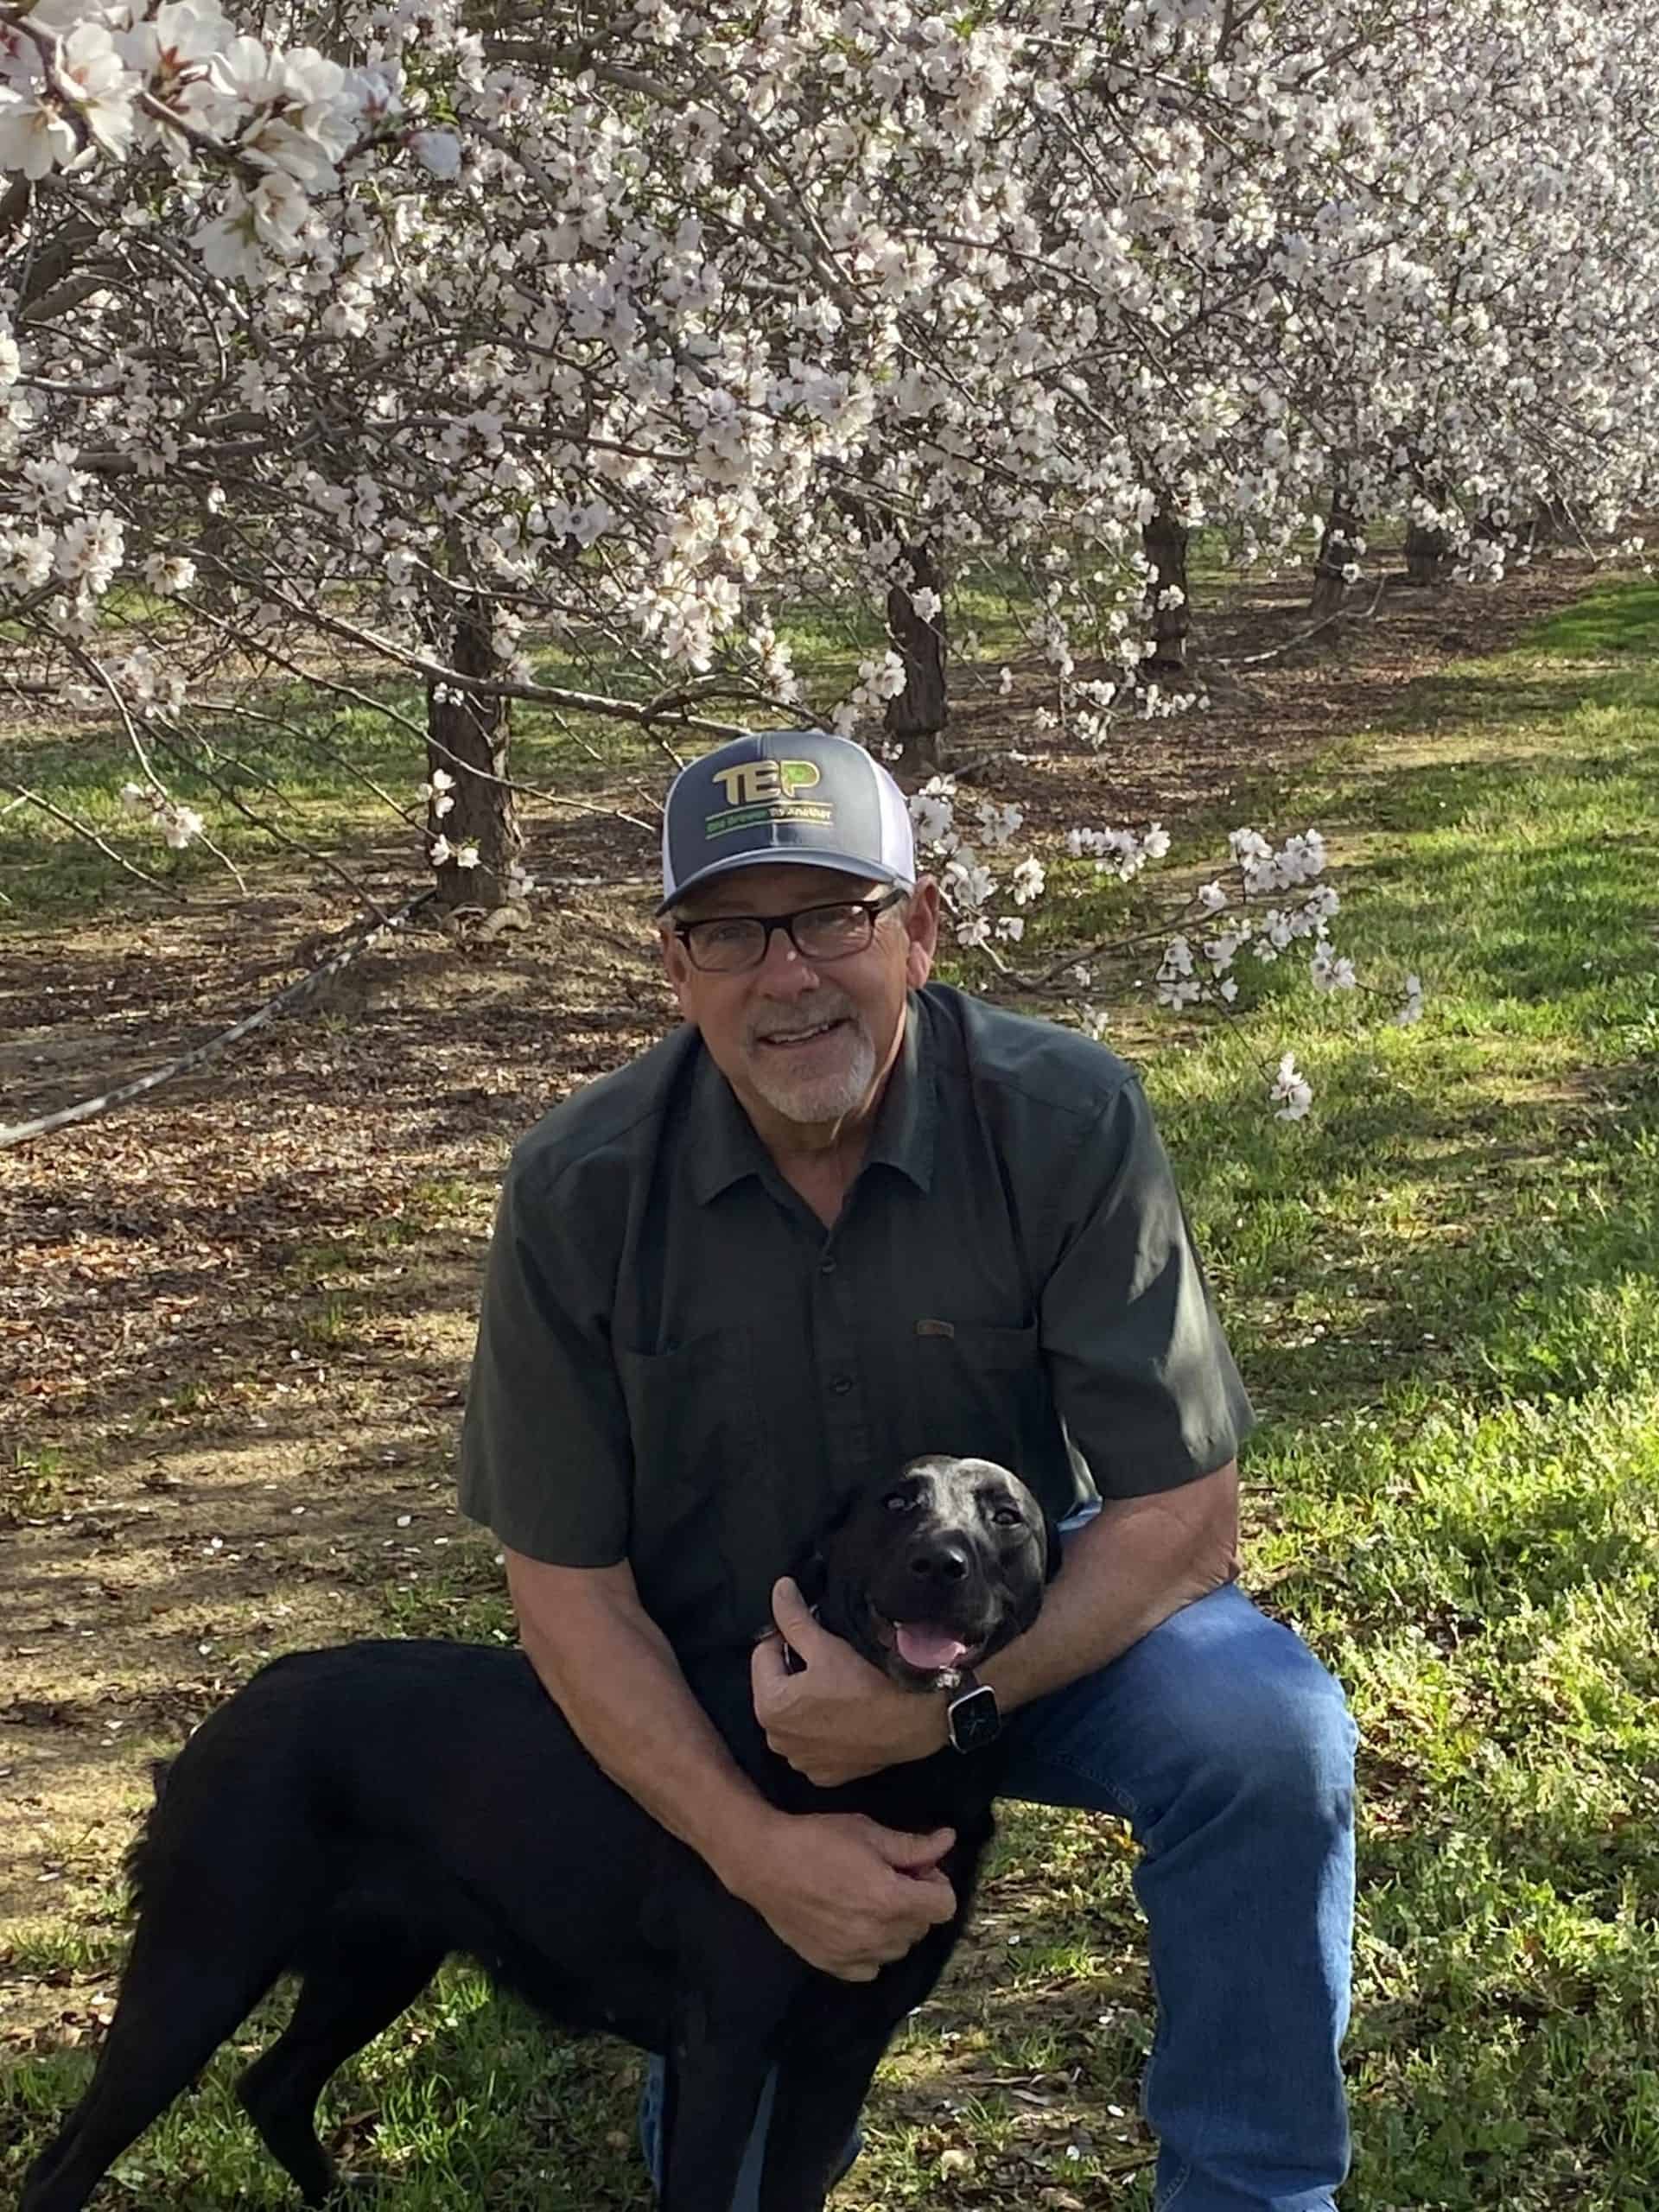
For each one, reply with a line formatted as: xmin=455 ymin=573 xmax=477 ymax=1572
xmin=753 ymin=925 xmax=821 ymax=989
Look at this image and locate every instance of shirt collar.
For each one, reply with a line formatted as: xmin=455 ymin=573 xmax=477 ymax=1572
xmin=688 ymin=995 xmax=936 ymax=1205
xmin=687 ymin=1040 xmax=772 ymax=1205
xmin=863 ymin=996 xmax=936 ymax=1192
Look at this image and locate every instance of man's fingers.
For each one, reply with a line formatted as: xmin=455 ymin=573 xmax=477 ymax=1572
xmin=914 ymin=1872 xmax=958 ymax=1923
xmin=872 ymin=1823 xmax=956 ymax=1872
xmin=750 ymin=1629 xmax=789 ymax=1699
xmin=768 ymin=1574 xmax=826 ymax=1656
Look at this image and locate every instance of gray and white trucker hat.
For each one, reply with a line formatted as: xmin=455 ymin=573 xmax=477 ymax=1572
xmin=656 ymin=730 xmax=916 ymax=916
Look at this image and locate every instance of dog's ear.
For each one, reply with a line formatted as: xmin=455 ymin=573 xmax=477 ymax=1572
xmin=789 ymin=1483 xmax=868 ymax=1630
xmin=791 ymin=1542 xmax=830 ymax=1611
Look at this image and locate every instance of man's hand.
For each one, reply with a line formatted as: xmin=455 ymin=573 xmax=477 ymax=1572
xmin=722 ymin=1809 xmax=958 ymax=1981
xmin=752 ymin=1577 xmax=950 ymax=1786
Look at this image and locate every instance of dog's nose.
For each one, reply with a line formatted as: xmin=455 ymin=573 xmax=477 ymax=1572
xmin=906 ymin=1541 xmax=970 ymax=1585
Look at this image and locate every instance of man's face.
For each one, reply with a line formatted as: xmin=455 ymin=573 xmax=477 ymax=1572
xmin=661 ymin=864 xmax=938 ymax=1130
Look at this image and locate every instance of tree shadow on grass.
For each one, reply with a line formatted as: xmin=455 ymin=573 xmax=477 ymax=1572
xmin=1523 ymin=578 xmax=1659 ymax=658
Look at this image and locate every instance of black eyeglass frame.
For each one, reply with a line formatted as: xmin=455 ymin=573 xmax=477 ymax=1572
xmin=672 ymin=887 xmax=909 ymax=973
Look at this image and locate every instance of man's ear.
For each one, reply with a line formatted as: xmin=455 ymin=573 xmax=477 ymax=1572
xmin=659 ymin=923 xmax=696 ymax=1020
xmin=904 ymin=877 xmax=940 ymax=990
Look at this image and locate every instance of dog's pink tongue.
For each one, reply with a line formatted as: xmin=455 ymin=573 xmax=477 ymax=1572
xmin=893 ymin=1624 xmax=970 ymax=1672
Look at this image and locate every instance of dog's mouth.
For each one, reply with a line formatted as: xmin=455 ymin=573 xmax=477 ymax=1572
xmin=869 ymin=1611 xmax=990 ymax=1684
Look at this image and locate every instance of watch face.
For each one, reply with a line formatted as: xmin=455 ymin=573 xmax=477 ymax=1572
xmin=949 ymin=1684 xmax=1001 ymax=1753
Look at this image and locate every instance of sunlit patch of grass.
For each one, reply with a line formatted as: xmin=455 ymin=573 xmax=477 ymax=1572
xmin=0 ymin=1444 xmax=78 ymax=1525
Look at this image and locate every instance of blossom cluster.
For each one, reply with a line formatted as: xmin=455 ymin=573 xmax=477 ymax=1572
xmin=119 ymin=779 xmax=201 ymax=849
xmin=909 ymin=776 xmax=1032 ymax=949
xmin=911 ymin=778 xmax=1421 ymax=1116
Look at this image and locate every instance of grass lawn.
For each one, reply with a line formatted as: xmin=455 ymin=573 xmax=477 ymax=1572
xmin=3 ymin=578 xmax=1658 ymax=2208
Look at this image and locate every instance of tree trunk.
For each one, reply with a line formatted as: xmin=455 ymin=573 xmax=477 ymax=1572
xmin=1403 ymin=475 xmax=1452 ymax=586
xmin=1142 ymin=507 xmax=1191 ymax=676
xmin=425 ymin=607 xmax=520 ymax=911
xmin=884 ymin=541 xmax=949 ymax=777
xmin=1404 ymin=518 xmax=1450 ymax=585
xmin=1533 ymin=497 xmax=1574 ymax=546
xmin=1310 ymin=486 xmax=1361 ymax=617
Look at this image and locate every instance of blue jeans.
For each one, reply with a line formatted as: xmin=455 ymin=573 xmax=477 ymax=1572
xmin=642 ymin=1577 xmax=1356 ymax=2211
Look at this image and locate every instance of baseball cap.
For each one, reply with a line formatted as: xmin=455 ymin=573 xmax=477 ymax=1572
xmin=656 ymin=729 xmax=916 ymax=916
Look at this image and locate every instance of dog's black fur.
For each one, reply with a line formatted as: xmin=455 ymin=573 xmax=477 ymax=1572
xmin=22 ymin=1455 xmax=1058 ymax=2212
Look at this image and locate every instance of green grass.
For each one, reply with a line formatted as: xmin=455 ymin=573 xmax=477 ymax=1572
xmin=1129 ymin=579 xmax=1659 ymax=2210
xmin=5 ymin=579 xmax=1659 ymax=2207
xmin=0 ymin=1444 xmax=78 ymax=1526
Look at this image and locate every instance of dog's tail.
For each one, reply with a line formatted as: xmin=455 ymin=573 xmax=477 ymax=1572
xmin=122 ymin=1758 xmax=175 ymax=1904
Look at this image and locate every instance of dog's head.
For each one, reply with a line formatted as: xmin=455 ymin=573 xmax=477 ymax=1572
xmin=794 ymin=1455 xmax=1060 ymax=1691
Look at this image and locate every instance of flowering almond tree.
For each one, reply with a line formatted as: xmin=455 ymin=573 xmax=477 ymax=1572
xmin=1276 ymin=0 xmax=1659 ymax=614
xmin=3 ymin=0 xmax=1653 ymax=1116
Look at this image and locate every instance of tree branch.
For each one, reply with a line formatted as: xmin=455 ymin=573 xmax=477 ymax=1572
xmin=0 ymin=893 xmax=433 ymax=1151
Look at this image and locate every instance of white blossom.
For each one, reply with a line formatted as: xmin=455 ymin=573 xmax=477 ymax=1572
xmin=143 ymin=554 xmax=198 ymax=595
xmin=1271 ymin=1052 xmax=1314 ymax=1122
xmin=1311 ymin=944 xmax=1358 ymax=993
xmin=0 ymin=86 xmax=78 ymax=181
xmin=410 ymin=130 xmax=461 ymax=179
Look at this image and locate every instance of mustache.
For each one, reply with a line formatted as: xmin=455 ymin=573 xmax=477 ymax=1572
xmin=749 ymin=994 xmax=860 ymax=1044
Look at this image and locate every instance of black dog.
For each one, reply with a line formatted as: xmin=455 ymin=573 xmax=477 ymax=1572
xmin=22 ymin=1454 xmax=1058 ymax=2212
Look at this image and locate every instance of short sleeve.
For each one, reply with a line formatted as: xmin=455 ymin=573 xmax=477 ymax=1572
xmin=457 ymin=1147 xmax=632 ymax=1566
xmin=1039 ymin=1077 xmax=1254 ymax=1499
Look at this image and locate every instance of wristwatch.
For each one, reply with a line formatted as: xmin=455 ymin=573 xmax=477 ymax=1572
xmin=945 ymin=1669 xmax=1002 ymax=1754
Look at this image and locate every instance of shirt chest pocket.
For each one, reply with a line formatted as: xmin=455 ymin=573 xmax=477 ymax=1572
xmin=907 ymin=1319 xmax=1051 ymax=1468
xmin=614 ymin=1330 xmax=761 ymax=1645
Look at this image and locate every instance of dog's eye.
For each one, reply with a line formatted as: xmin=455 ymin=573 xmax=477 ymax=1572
xmin=991 ymin=1506 xmax=1026 ymax=1527
xmin=884 ymin=1491 xmax=919 ymax=1513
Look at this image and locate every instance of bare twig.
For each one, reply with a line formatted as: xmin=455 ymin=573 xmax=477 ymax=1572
xmin=144 ymin=716 xmax=391 ymax=921
xmin=0 ymin=893 xmax=432 ymax=1151
xmin=1215 ymin=573 xmax=1389 ymax=669
xmin=0 ymin=779 xmax=187 ymax=900
xmin=257 ymin=585 xmax=759 ymax=735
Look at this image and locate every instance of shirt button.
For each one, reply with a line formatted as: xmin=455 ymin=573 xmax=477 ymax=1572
xmin=830 ymin=1375 xmax=854 ymax=1396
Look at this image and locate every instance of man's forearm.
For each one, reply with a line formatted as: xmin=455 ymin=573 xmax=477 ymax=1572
xmin=981 ymin=1460 xmax=1240 ymax=1716
xmin=507 ymin=1554 xmax=778 ymax=1893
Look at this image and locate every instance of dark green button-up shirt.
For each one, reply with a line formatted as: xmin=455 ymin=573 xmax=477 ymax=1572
xmin=459 ymin=985 xmax=1253 ymax=1661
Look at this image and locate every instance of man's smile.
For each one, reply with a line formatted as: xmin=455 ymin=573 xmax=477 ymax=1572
xmin=755 ymin=1017 xmax=853 ymax=1052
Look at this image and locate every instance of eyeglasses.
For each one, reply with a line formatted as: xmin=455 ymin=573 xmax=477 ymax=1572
xmin=674 ymin=889 xmax=907 ymax=974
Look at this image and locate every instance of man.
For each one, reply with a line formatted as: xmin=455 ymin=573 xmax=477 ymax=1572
xmin=460 ymin=728 xmax=1355 ymax=2212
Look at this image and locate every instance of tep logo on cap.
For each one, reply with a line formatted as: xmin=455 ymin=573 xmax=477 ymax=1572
xmin=656 ymin=729 xmax=916 ymax=915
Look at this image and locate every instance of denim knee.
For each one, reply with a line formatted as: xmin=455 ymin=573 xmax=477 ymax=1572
xmin=1153 ymin=1608 xmax=1356 ymax=1828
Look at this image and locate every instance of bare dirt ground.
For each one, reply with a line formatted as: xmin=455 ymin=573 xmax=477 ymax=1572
xmin=0 ymin=553 xmax=1605 ymax=2052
